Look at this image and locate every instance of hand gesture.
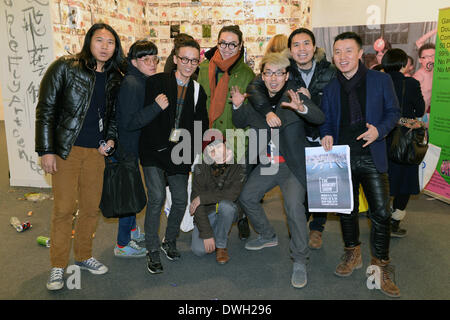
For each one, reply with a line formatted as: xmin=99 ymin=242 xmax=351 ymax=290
xmin=297 ymin=87 xmax=311 ymax=99
xmin=266 ymin=111 xmax=282 ymax=127
xmin=155 ymin=93 xmax=169 ymax=110
xmin=229 ymin=86 xmax=246 ymax=108
xmin=357 ymin=123 xmax=379 ymax=148
xmin=189 ymin=196 xmax=201 ymax=215
xmin=281 ymin=89 xmax=305 ymax=113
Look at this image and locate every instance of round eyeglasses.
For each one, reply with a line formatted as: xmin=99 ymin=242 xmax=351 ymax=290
xmin=176 ymin=56 xmax=200 ymax=66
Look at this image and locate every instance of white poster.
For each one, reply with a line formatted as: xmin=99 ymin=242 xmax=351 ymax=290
xmin=305 ymin=145 xmax=353 ymax=214
xmin=0 ymin=1 xmax=54 ymax=187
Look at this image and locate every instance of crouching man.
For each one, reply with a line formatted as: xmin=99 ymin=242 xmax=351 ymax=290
xmin=190 ymin=139 xmax=246 ymax=264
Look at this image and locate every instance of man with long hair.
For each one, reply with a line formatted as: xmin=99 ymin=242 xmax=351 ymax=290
xmin=35 ymin=23 xmax=125 ymax=290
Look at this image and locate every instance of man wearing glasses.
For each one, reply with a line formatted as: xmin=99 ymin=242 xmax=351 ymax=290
xmin=246 ymin=28 xmax=336 ymax=250
xmin=231 ymin=51 xmax=324 ymax=289
xmin=139 ymin=39 xmax=209 ymax=274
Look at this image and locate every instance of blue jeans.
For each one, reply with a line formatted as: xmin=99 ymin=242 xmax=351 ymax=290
xmin=117 ymin=215 xmax=137 ymax=246
xmin=142 ymin=166 xmax=189 ymax=252
xmin=191 ymin=200 xmax=238 ymax=256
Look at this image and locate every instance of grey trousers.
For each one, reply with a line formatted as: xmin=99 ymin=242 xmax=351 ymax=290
xmin=142 ymin=166 xmax=189 ymax=252
xmin=191 ymin=200 xmax=238 ymax=256
xmin=239 ymin=163 xmax=309 ymax=264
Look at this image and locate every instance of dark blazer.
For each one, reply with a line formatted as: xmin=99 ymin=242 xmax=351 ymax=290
xmin=139 ymin=72 xmax=209 ymax=174
xmin=319 ymin=69 xmax=400 ymax=173
xmin=232 ymin=83 xmax=325 ymax=187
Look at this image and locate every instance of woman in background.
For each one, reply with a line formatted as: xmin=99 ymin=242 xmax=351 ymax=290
xmin=382 ymin=48 xmax=425 ymax=237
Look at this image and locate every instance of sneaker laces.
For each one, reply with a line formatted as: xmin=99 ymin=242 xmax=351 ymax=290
xmin=128 ymin=240 xmax=142 ymax=250
xmin=50 ymin=268 xmax=64 ymax=281
xmin=84 ymin=257 xmax=102 ymax=269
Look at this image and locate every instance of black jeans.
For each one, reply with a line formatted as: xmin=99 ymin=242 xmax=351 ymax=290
xmin=340 ymin=155 xmax=391 ymax=260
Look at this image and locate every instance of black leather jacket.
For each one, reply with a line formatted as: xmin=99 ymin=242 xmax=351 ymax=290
xmin=35 ymin=55 xmax=122 ymax=159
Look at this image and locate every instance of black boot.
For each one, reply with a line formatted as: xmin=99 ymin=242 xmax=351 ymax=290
xmin=391 ymin=219 xmax=407 ymax=238
xmin=238 ymin=216 xmax=250 ymax=240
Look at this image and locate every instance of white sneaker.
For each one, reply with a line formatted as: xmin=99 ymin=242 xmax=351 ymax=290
xmin=46 ymin=267 xmax=65 ymax=291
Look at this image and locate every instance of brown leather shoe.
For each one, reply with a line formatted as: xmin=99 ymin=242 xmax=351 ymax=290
xmin=335 ymin=245 xmax=362 ymax=277
xmin=371 ymin=257 xmax=401 ymax=298
xmin=309 ymin=230 xmax=323 ymax=249
xmin=215 ymin=248 xmax=229 ymax=265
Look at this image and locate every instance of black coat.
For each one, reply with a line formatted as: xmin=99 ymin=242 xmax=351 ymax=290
xmin=35 ymin=56 xmax=122 ymax=159
xmin=232 ymin=83 xmax=325 ymax=188
xmin=115 ymin=62 xmax=161 ymax=159
xmin=246 ymin=48 xmax=335 ymax=141
xmin=387 ymin=71 xmax=425 ymax=196
xmin=139 ymin=72 xmax=209 ymax=175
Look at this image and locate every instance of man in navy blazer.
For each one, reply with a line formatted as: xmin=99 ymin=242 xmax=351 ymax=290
xmin=319 ymin=32 xmax=401 ymax=298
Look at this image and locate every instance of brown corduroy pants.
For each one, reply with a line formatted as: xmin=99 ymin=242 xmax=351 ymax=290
xmin=50 ymin=146 xmax=105 ymax=268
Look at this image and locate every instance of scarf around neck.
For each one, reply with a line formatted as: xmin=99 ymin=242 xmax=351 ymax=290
xmin=208 ymin=48 xmax=241 ymax=128
xmin=337 ymin=60 xmax=368 ymax=125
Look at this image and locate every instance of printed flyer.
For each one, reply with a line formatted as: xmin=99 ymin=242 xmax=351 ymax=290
xmin=305 ymin=145 xmax=353 ymax=214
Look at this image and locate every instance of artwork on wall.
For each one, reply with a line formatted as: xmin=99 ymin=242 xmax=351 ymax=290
xmin=51 ymin=0 xmax=312 ymax=72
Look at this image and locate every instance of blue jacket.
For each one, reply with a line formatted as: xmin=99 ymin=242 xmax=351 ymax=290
xmin=319 ymin=69 xmax=400 ymax=173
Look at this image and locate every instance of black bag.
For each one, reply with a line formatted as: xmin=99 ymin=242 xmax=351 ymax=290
xmin=100 ymin=155 xmax=147 ymax=218
xmin=388 ymin=80 xmax=429 ymax=165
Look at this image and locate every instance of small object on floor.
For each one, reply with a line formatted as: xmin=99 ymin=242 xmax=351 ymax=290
xmin=308 ymin=230 xmax=323 ymax=249
xmin=24 ymin=192 xmax=50 ymax=202
xmin=37 ymin=236 xmax=51 ymax=247
xmin=237 ymin=216 xmax=250 ymax=240
xmin=27 ymin=211 xmax=33 ymax=216
xmin=10 ymin=217 xmax=31 ymax=232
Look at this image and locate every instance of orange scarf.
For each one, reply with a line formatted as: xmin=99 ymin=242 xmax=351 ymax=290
xmin=208 ymin=49 xmax=241 ymax=128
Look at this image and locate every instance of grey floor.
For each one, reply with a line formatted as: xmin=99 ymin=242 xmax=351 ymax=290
xmin=0 ymin=121 xmax=449 ymax=301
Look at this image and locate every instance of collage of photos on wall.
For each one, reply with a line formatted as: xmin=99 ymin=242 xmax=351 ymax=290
xmin=51 ymin=0 xmax=312 ymax=72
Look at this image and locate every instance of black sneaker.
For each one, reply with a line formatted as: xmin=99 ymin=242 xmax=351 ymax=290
xmin=161 ymin=241 xmax=181 ymax=261
xmin=146 ymin=251 xmax=163 ymax=274
xmin=391 ymin=220 xmax=407 ymax=238
xmin=238 ymin=217 xmax=250 ymax=240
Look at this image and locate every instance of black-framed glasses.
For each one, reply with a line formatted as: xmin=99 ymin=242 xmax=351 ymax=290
xmin=218 ymin=41 xmax=239 ymax=50
xmin=177 ymin=55 xmax=200 ymax=66
xmin=138 ymin=56 xmax=159 ymax=65
xmin=262 ymin=70 xmax=287 ymax=77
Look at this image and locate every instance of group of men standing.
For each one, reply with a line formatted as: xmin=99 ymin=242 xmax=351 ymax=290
xmin=35 ymin=23 xmax=403 ymax=298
